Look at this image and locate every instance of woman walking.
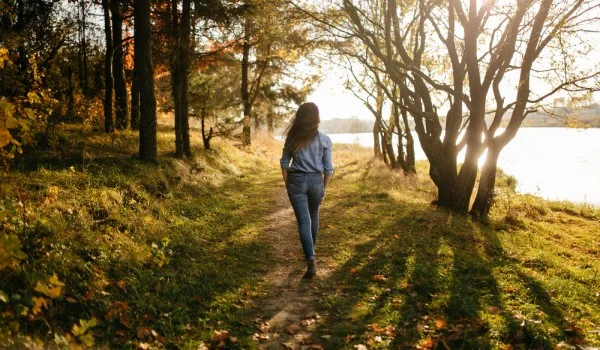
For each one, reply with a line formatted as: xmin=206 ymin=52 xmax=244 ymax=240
xmin=280 ymin=102 xmax=334 ymax=279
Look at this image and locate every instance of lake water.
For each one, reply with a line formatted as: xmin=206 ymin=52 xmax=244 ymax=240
xmin=328 ymin=128 xmax=600 ymax=206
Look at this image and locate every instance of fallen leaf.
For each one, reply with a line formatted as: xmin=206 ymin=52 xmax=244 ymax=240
xmin=434 ymin=319 xmax=447 ymax=330
xmin=305 ymin=311 xmax=319 ymax=319
xmin=196 ymin=342 xmax=209 ymax=350
xmin=286 ymin=324 xmax=301 ymax=334
xmin=117 ymin=280 xmax=127 ymax=292
xmin=119 ymin=314 xmax=131 ymax=329
xmin=136 ymin=327 xmax=151 ymax=339
xmin=372 ymin=274 xmax=387 ymax=281
xmin=281 ymin=341 xmax=295 ymax=350
xmin=418 ymin=336 xmax=435 ymax=349
xmin=212 ymin=330 xmax=229 ymax=342
xmin=137 ymin=343 xmax=150 ymax=350
xmin=350 ymin=268 xmax=359 ymax=274
xmin=354 ymin=345 xmax=368 ymax=350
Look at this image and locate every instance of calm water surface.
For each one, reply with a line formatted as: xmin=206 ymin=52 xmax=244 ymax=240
xmin=328 ymin=128 xmax=600 ymax=206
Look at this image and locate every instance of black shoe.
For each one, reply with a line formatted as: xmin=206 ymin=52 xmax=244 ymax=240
xmin=303 ymin=259 xmax=316 ymax=279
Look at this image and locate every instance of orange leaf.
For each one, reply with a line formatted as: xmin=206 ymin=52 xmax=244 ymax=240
xmin=418 ymin=336 xmax=435 ymax=349
xmin=117 ymin=280 xmax=127 ymax=292
xmin=372 ymin=274 xmax=387 ymax=281
xmin=137 ymin=327 xmax=151 ymax=339
xmin=434 ymin=319 xmax=447 ymax=330
xmin=350 ymin=268 xmax=359 ymax=274
xmin=120 ymin=314 xmax=131 ymax=329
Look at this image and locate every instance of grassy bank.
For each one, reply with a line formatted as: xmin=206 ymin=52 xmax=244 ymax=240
xmin=0 ymin=125 xmax=284 ymax=348
xmin=1 ymin=125 xmax=599 ymax=349
xmin=314 ymin=145 xmax=600 ymax=349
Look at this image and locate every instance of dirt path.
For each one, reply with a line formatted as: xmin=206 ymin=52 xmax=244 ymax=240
xmin=252 ymin=188 xmax=332 ymax=350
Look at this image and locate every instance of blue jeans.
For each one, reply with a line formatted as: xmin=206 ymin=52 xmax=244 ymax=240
xmin=286 ymin=172 xmax=325 ymax=261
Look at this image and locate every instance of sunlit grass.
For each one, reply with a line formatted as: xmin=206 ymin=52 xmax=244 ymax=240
xmin=1 ymin=125 xmax=598 ymax=348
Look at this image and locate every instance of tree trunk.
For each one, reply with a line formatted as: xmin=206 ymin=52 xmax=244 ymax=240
xmin=111 ymin=0 xmax=128 ymax=130
xmin=172 ymin=0 xmax=182 ymax=156
xmin=201 ymin=107 xmax=212 ymax=150
xmin=240 ymin=13 xmax=252 ymax=146
xmin=382 ymin=129 xmax=398 ymax=169
xmin=102 ymin=0 xmax=114 ymax=133
xmin=401 ymin=108 xmax=416 ymax=174
xmin=134 ymin=0 xmax=157 ymax=160
xmin=180 ymin=0 xmax=191 ymax=157
xmin=267 ymin=112 xmax=274 ymax=135
xmin=81 ymin=0 xmax=89 ymax=94
xmin=130 ymin=64 xmax=140 ymax=130
xmin=470 ymin=145 xmax=501 ymax=220
xmin=172 ymin=0 xmax=191 ymax=158
xmin=391 ymin=92 xmax=407 ymax=172
xmin=373 ymin=117 xmax=382 ymax=158
xmin=254 ymin=114 xmax=260 ymax=131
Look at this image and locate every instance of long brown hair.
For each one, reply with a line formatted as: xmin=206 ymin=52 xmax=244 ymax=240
xmin=283 ymin=102 xmax=320 ymax=153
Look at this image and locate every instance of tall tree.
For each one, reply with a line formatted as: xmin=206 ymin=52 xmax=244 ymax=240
xmin=111 ymin=0 xmax=129 ymax=130
xmin=135 ymin=0 xmax=157 ymax=159
xmin=102 ymin=0 xmax=114 ymax=133
xmin=240 ymin=5 xmax=253 ymax=146
xmin=343 ymin=0 xmax=600 ymax=218
xmin=171 ymin=0 xmax=192 ymax=157
xmin=78 ymin=0 xmax=89 ymax=94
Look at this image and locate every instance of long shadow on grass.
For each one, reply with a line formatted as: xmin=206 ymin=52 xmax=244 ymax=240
xmin=305 ymin=167 xmax=570 ymax=349
xmin=101 ymin=171 xmax=285 ymax=347
xmin=11 ymin=147 xmax=284 ymax=347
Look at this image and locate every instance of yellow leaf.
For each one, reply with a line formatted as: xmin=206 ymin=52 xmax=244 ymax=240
xmin=79 ymin=333 xmax=94 ymax=347
xmin=27 ymin=92 xmax=40 ymax=104
xmin=0 ymin=126 xmax=11 ymax=148
xmin=23 ymin=108 xmax=36 ymax=120
xmin=72 ymin=324 xmax=83 ymax=336
xmin=5 ymin=114 xmax=18 ymax=129
xmin=49 ymin=274 xmax=65 ymax=287
xmin=31 ymin=296 xmax=49 ymax=315
xmin=0 ymin=99 xmax=14 ymax=119
xmin=34 ymin=274 xmax=64 ymax=298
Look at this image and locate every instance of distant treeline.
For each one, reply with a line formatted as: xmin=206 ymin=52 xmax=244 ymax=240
xmin=319 ymin=118 xmax=374 ymax=134
xmin=317 ymin=104 xmax=600 ymax=134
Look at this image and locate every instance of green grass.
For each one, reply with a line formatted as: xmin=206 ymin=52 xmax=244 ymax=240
xmin=0 ymin=127 xmax=598 ymax=349
xmin=0 ymin=124 xmax=282 ymax=348
xmin=310 ymin=144 xmax=600 ymax=349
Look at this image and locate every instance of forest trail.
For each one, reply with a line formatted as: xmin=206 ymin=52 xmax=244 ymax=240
xmin=252 ymin=185 xmax=332 ymax=350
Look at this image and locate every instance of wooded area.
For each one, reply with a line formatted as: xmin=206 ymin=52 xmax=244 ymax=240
xmin=1 ymin=0 xmax=600 ymax=348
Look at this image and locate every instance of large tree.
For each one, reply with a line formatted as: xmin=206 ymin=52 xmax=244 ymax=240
xmin=170 ymin=0 xmax=192 ymax=157
xmin=111 ymin=0 xmax=128 ymax=130
xmin=134 ymin=0 xmax=157 ymax=160
xmin=102 ymin=0 xmax=114 ymax=133
xmin=342 ymin=0 xmax=600 ymax=218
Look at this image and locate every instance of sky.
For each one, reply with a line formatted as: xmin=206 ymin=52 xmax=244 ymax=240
xmin=307 ymin=69 xmax=373 ymax=121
